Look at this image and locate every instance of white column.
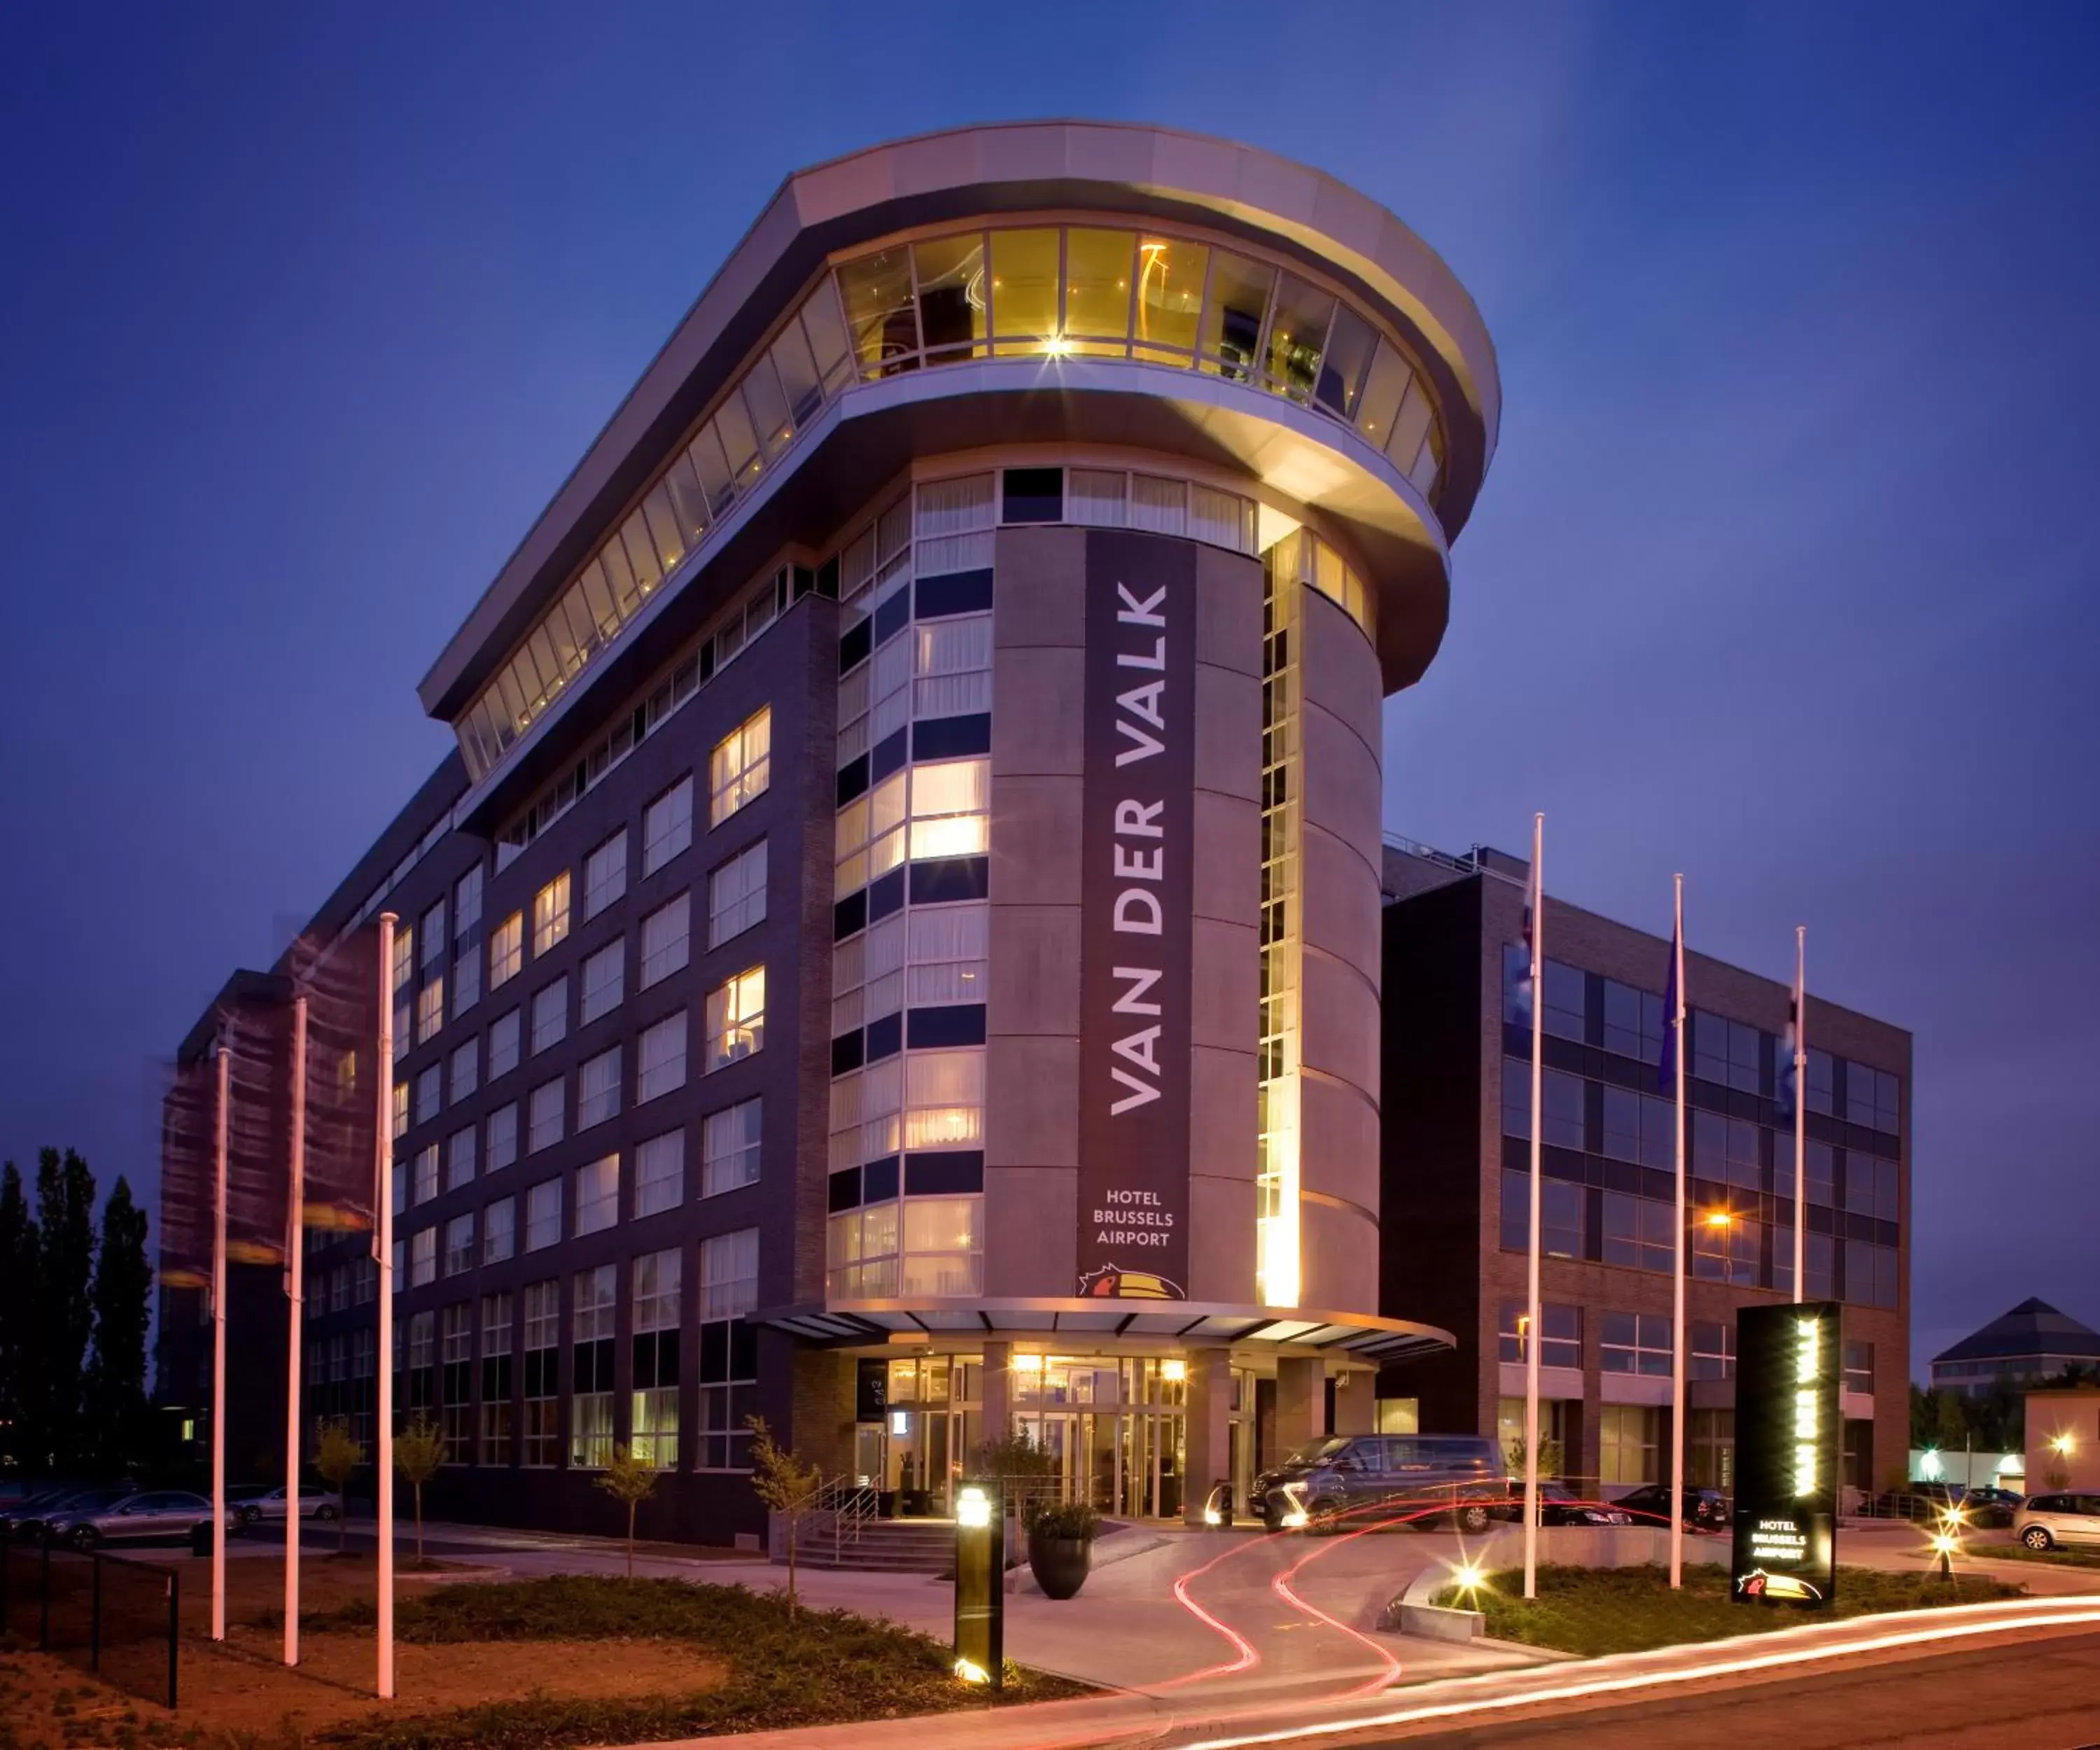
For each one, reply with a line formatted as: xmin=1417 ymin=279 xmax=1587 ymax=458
xmin=1523 ymin=811 xmax=1544 ymax=1600
xmin=285 ymin=995 xmax=307 ymax=1667
xmin=375 ymin=915 xmax=397 ymax=1701
xmin=211 ymin=1043 xmax=230 ymax=1643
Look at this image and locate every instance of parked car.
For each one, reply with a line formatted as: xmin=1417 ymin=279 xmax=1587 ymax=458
xmin=1612 ymin=1483 xmax=1730 ymax=1531
xmin=2015 ymin=1492 xmax=2100 ymax=1551
xmin=1954 ymin=1485 xmax=2023 ymax=1529
xmin=1494 ymin=1481 xmax=1637 ymax=1527
xmin=1254 ymin=1434 xmax=1506 ymax=1534
xmin=239 ymin=1485 xmax=340 ymax=1526
xmin=10 ymin=1486 xmax=128 ymax=1542
xmin=47 ymin=1490 xmax=231 ymax=1551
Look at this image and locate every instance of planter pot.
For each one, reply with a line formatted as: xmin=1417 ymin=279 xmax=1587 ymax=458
xmin=1028 ymin=1532 xmax=1093 ymax=1600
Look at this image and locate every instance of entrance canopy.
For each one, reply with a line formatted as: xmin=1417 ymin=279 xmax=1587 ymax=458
xmin=750 ymin=1296 xmax=1455 ymax=1366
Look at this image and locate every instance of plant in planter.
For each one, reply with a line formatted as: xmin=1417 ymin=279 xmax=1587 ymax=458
xmin=1026 ymin=1498 xmax=1102 ymax=1600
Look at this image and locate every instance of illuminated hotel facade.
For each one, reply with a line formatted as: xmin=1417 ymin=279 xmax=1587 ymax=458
xmin=167 ymin=123 xmax=1501 ymax=1533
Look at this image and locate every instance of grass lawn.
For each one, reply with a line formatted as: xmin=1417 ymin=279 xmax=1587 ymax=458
xmin=3 ymin=1572 xmax=1086 ymax=1750
xmin=1978 ymin=1539 xmax=2100 ymax=1571
xmin=1434 ymin=1562 xmax=2026 ymax=1658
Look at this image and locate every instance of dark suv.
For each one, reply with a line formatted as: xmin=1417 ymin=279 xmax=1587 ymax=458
xmin=1612 ymin=1482 xmax=1730 ymax=1531
xmin=1255 ymin=1434 xmax=1506 ymax=1533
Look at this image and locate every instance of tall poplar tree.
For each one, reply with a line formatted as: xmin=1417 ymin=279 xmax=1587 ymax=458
xmin=37 ymin=1148 xmax=98 ymax=1472
xmin=86 ymin=1176 xmax=153 ymax=1471
xmin=0 ymin=1163 xmax=43 ymax=1471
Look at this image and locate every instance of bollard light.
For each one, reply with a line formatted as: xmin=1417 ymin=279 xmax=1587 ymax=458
xmin=953 ymin=1480 xmax=1004 ymax=1691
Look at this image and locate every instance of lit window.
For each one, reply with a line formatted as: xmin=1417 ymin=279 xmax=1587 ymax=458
xmin=631 ymin=1249 xmax=681 ymax=1467
xmin=708 ymin=841 xmax=768 ymax=947
xmin=521 ymin=1279 xmax=560 ymax=1466
xmin=704 ymin=967 xmax=766 ymax=1070
xmin=391 ymin=1078 xmax=409 ymax=1140
xmin=570 ymin=1264 xmax=617 ymax=1469
xmin=533 ymin=873 xmax=571 ymax=956
xmin=489 ymin=913 xmax=523 ymax=989
xmin=643 ymin=777 xmax=694 ymax=876
xmin=640 ymin=892 xmax=691 ymax=988
xmin=700 ymin=1227 xmax=760 ymax=1320
xmin=899 ymin=1196 xmax=983 ymax=1298
xmin=701 ymin=1098 xmax=762 ymax=1197
xmin=710 ymin=708 xmax=771 ymax=826
xmin=578 ymin=1046 xmax=622 ymax=1130
xmin=487 ymin=1009 xmax=520 ymax=1079
xmin=1497 ymin=1301 xmax=1582 ymax=1369
xmin=908 ymin=758 xmax=988 ymax=860
xmin=416 ymin=976 xmax=444 ymax=1045
xmin=527 ymin=1078 xmax=564 ymax=1153
xmin=580 ymin=939 xmax=624 ymax=1024
xmin=637 ymin=1011 xmax=689 ymax=1103
xmin=573 ymin=1154 xmax=620 ymax=1237
xmin=485 ymin=1103 xmax=517 ymax=1173
xmin=530 ymin=978 xmax=568 ymax=1055
xmin=634 ymin=1129 xmax=684 ymax=1219
xmin=409 ymin=1226 xmax=435 ymax=1287
xmin=393 ymin=923 xmax=415 ymax=993
xmin=583 ymin=831 xmax=628 ymax=920
xmin=905 ymin=904 xmax=987 ymax=1005
xmin=413 ymin=1144 xmax=439 ymax=1205
xmin=904 ymin=1048 xmax=983 ymax=1149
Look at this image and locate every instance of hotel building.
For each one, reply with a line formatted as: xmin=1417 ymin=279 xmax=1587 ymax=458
xmin=160 ymin=122 xmax=1502 ymax=1536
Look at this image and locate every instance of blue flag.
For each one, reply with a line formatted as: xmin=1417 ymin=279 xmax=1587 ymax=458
xmin=1658 ymin=920 xmax=1679 ymax=1091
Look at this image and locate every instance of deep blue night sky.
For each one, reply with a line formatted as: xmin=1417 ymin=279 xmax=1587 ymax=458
xmin=4 ymin=5 xmax=2096 ymax=1373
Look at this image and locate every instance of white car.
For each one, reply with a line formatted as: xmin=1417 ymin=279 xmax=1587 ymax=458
xmin=2014 ymin=1492 xmax=2100 ymax=1550
xmin=239 ymin=1485 xmax=341 ymax=1526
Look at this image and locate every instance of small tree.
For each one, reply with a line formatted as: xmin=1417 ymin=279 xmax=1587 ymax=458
xmin=314 ymin=1420 xmax=364 ymax=1555
xmin=394 ymin=1415 xmax=447 ymax=1565
xmin=746 ymin=1415 xmax=822 ymax=1617
xmin=1502 ymin=1433 xmax=1565 ymax=1484
xmin=595 ymin=1444 xmax=661 ymax=1579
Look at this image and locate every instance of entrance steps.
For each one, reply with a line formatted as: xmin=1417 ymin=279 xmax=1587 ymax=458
xmin=774 ymin=1515 xmax=958 ymax=1572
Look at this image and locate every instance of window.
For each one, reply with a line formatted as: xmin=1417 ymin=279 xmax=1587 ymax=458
xmin=452 ymin=942 xmax=482 ymax=1017
xmin=1846 ymin=1061 xmax=1901 ymax=1135
xmin=1541 ymin=961 xmax=1585 ymax=1043
xmin=698 ymin=1228 xmax=759 ymax=1470
xmin=420 ymin=900 xmax=447 ymax=969
xmin=906 ymin=757 xmax=988 ymax=861
xmin=449 ymin=1038 xmax=478 ymax=1103
xmin=522 ymin=1280 xmax=559 ymax=1468
xmin=392 ymin=1079 xmax=409 ymax=1140
xmin=1601 ymin=1192 xmax=1674 ymax=1274
xmin=1602 ymin=1087 xmax=1672 ymax=1171
xmin=1693 ymin=1010 xmax=1763 ymax=1095
xmin=900 ymin=1196 xmax=982 ymax=1296
xmin=533 ymin=872 xmax=571 ymax=956
xmin=455 ymin=866 xmax=483 ymax=939
xmin=416 ymin=977 xmax=444 ymax=1045
xmin=487 ymin=1009 xmax=520 ymax=1079
xmin=710 ymin=708 xmax=771 ymax=826
xmin=527 ymin=1078 xmax=564 ymax=1153
xmin=904 ymin=1046 xmax=982 ymax=1149
xmin=1807 ymin=1230 xmax=1837 ymax=1301
xmin=638 ymin=1011 xmax=689 ymax=1102
xmin=1846 ymin=1240 xmax=1899 ymax=1309
xmin=1497 ymin=1300 xmax=1581 ymax=1369
xmin=413 ymin=1144 xmax=439 ymax=1206
xmin=1692 ymin=1111 xmax=1761 ymax=1190
xmin=1600 ymin=1405 xmax=1660 ymax=1488
xmin=643 ymin=777 xmax=694 ymax=875
xmin=1499 ymin=1170 xmax=1584 ymax=1259
xmin=479 ymin=1290 xmax=512 ymax=1464
xmin=1691 ymin=1320 xmax=1736 ymax=1381
xmin=445 ymin=1126 xmax=477 ymax=1191
xmin=393 ymin=997 xmax=411 ymax=1063
xmin=485 ymin=1102 xmax=518 ymax=1174
xmin=444 ymin=1213 xmax=475 ymax=1278
xmin=580 ymin=940 xmax=624 ymax=1024
xmin=827 ymin=1200 xmax=899 ymax=1298
xmin=390 ymin=1162 xmax=407 ymax=1217
xmin=531 ymin=978 xmax=568 ymax=1055
xmin=1688 ymin=1407 xmax=1735 ymax=1492
xmin=393 ymin=923 xmax=415 ymax=993
xmin=705 ymin=967 xmax=766 ymax=1069
xmin=575 ymin=1045 xmax=621 ymax=1131
xmin=573 ymin=1154 xmax=620 ymax=1237
xmin=905 ymin=904 xmax=987 ymax=1005
xmin=1601 ymin=1311 xmax=1673 ymax=1377
xmin=1602 ymin=979 xmax=1665 ymax=1063
xmin=701 ymin=1099 xmax=762 ymax=1197
xmin=1844 ymin=1340 xmax=1875 ymax=1396
xmin=524 ymin=1180 xmax=561 ymax=1252
xmin=631 ymin=1249 xmax=681 ymax=1469
xmin=635 ymin=1129 xmax=684 ymax=1219
xmin=708 ymin=841 xmax=768 ymax=946
xmin=570 ymin=1265 xmax=617 ymax=1469
xmin=1500 ymin=1061 xmax=1583 ymax=1150
xmin=415 ymin=1064 xmax=442 ymax=1125
xmin=410 ymin=1226 xmax=436 ymax=1287
xmin=584 ymin=831 xmax=628 ymax=920
xmin=482 ymin=1196 xmax=515 ymax=1264
xmin=640 ymin=893 xmax=691 ymax=988
xmin=489 ymin=913 xmax=523 ymax=989
xmin=1693 ymin=1210 xmax=1760 ymax=1286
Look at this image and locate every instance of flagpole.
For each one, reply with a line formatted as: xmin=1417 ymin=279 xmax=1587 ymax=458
xmin=1793 ymin=928 xmax=1807 ymax=1306
xmin=1669 ymin=875 xmax=1686 ymax=1591
xmin=374 ymin=914 xmax=398 ymax=1702
xmin=1523 ymin=813 xmax=1544 ymax=1602
xmin=211 ymin=1041 xmax=230 ymax=1642
xmin=286 ymin=995 xmax=308 ymax=1667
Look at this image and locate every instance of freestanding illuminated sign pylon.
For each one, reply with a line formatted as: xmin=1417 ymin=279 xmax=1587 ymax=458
xmin=1732 ymin=1301 xmax=1842 ymax=1604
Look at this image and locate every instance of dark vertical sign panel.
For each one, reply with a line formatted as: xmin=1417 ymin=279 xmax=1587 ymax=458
xmin=1075 ymin=529 xmax=1196 ymax=1300
xmin=1732 ymin=1300 xmax=1842 ymax=1604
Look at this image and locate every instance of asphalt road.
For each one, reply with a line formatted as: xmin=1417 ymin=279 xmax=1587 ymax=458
xmin=1338 ymin=1624 xmax=2100 ymax=1749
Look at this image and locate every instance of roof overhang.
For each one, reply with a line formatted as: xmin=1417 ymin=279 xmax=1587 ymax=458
xmin=749 ymin=1296 xmax=1456 ymax=1366
xmin=451 ymin=358 xmax=1450 ymax=839
xmin=419 ymin=120 xmax=1497 ymax=727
